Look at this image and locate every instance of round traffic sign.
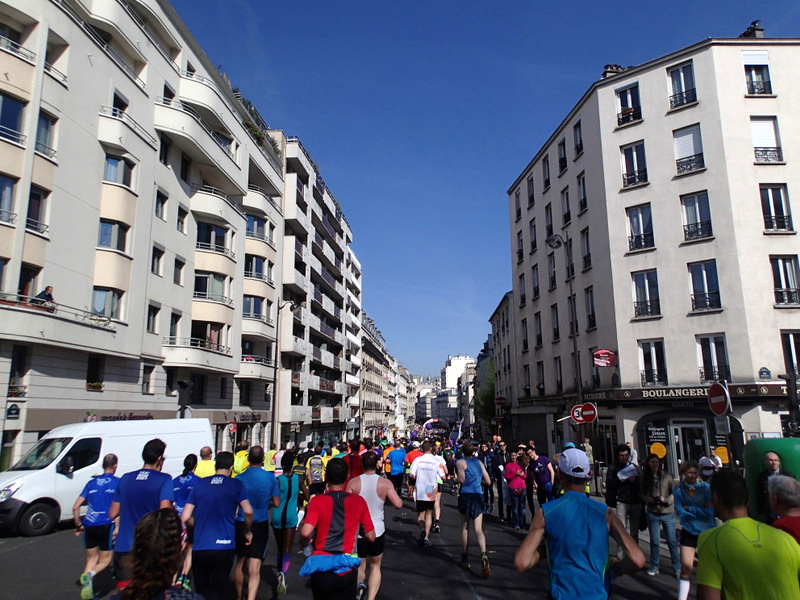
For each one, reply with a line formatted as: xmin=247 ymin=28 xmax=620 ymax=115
xmin=581 ymin=402 xmax=598 ymax=424
xmin=708 ymin=382 xmax=730 ymax=416
xmin=495 ymin=397 xmax=507 ymax=406
xmin=570 ymin=404 xmax=585 ymax=423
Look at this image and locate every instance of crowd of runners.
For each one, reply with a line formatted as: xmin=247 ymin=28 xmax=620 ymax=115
xmin=70 ymin=434 xmax=800 ymax=600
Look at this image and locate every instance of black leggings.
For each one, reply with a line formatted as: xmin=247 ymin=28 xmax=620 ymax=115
xmin=482 ymin=482 xmax=494 ymax=506
xmin=310 ymin=567 xmax=357 ymax=600
xmin=526 ymin=482 xmax=536 ymax=514
xmin=192 ymin=550 xmax=234 ymax=600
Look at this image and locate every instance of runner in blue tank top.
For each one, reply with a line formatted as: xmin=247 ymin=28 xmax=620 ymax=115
xmin=456 ymin=441 xmax=493 ymax=578
xmin=514 ymin=448 xmax=644 ymax=599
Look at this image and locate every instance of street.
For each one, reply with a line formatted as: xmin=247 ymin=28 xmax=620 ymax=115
xmin=0 ymin=489 xmax=693 ymax=600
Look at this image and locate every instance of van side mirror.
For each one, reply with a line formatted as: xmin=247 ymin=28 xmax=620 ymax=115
xmin=57 ymin=456 xmax=74 ymax=475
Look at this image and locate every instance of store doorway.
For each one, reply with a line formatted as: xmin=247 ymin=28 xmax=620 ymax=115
xmin=671 ymin=419 xmax=709 ymax=475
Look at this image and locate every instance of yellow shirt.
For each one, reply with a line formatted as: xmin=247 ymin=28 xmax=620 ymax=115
xmin=264 ymin=450 xmax=278 ymax=472
xmin=194 ymin=459 xmax=216 ymax=478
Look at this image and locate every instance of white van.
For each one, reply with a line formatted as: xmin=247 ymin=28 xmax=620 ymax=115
xmin=0 ymin=418 xmax=214 ymax=536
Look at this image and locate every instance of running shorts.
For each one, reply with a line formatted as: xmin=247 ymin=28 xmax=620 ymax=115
xmin=235 ymin=520 xmax=270 ymax=559
xmin=357 ymin=533 xmax=385 ymax=558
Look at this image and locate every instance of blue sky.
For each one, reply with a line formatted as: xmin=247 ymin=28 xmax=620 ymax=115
xmin=170 ymin=1 xmax=800 ymax=375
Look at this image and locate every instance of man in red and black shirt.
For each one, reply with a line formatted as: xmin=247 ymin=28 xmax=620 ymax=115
xmin=300 ymin=457 xmax=375 ymax=600
xmin=341 ymin=438 xmax=365 ymax=484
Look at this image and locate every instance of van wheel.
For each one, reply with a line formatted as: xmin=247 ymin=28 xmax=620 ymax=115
xmin=18 ymin=503 xmax=56 ymax=536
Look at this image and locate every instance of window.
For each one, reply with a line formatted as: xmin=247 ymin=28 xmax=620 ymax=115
xmin=0 ymin=174 xmax=16 ymax=223
xmin=545 ymin=203 xmax=553 ymax=237
xmin=197 ymin=222 xmax=228 ymax=253
xmin=573 ymin=121 xmax=583 ymax=156
xmin=173 ymin=258 xmax=184 ymax=285
xmin=565 ymin=237 xmax=574 ymax=279
xmin=518 ymin=273 xmax=526 ymax=306
xmin=239 ymin=380 xmax=251 ymax=406
xmin=516 ymin=231 xmax=524 ymax=262
xmin=86 ymin=354 xmax=105 ymax=387
xmin=244 ymin=254 xmax=265 ymax=279
xmin=534 ymin=312 xmax=542 ymax=347
xmin=521 ymin=318 xmax=529 ymax=352
xmin=617 ymin=85 xmax=641 ymax=125
xmin=142 ymin=365 xmax=154 ymax=394
xmin=155 ymin=191 xmax=167 ymax=219
xmin=771 ymin=256 xmax=800 ymax=305
xmin=585 ymin=286 xmax=596 ymax=329
xmin=554 ymin=357 xmax=563 ymax=393
xmin=668 ymin=62 xmax=696 ymax=108
xmin=561 ymin=187 xmax=570 ymax=225
xmin=266 ymin=261 xmax=275 ymax=284
xmin=246 ymin=214 xmax=266 ymax=240
xmin=151 ymin=246 xmax=163 ymax=275
xmin=632 ymin=269 xmax=660 ymax=317
xmin=35 ymin=112 xmax=57 ymax=158
xmin=536 ymin=361 xmax=545 ymax=396
xmin=681 ymin=191 xmax=712 ymax=240
xmin=760 ymin=185 xmax=793 ymax=231
xmin=639 ymin=339 xmax=667 ymax=386
xmin=159 ymin=133 xmax=171 ymax=165
xmin=112 ymin=92 xmax=128 ymax=114
xmin=743 ymin=51 xmax=772 ymax=95
xmin=62 ymin=438 xmax=101 ymax=472
xmin=147 ymin=304 xmax=159 ymax=333
xmin=529 ymin=219 xmax=537 ymax=253
xmin=0 ymin=92 xmax=24 ymax=143
xmin=180 ymin=152 xmax=191 ymax=182
xmin=514 ymin=190 xmax=521 ymax=220
xmin=689 ymin=260 xmax=721 ymax=310
xmin=194 ymin=271 xmax=227 ymax=303
xmin=104 ymin=155 xmax=133 ymax=188
xmin=532 ymin=264 xmax=540 ymax=299
xmin=557 ymin=140 xmax=567 ymax=173
xmin=268 ymin=222 xmax=276 ymax=246
xmin=551 ymin=303 xmax=560 ymax=341
xmin=674 ymin=124 xmax=704 ymax=174
xmin=581 ymin=228 xmax=591 ymax=270
xmin=169 ymin=312 xmax=181 ymax=337
xmin=548 ymin=252 xmax=557 ymax=290
xmin=577 ymin=172 xmax=587 ymax=212
xmin=523 ymin=365 xmax=531 ymax=395
xmin=627 ymin=204 xmax=653 ymax=250
xmin=751 ymin=117 xmax=782 ymax=162
xmin=177 ymin=206 xmax=188 ymax=233
xmin=697 ymin=334 xmax=729 ymax=382
xmin=27 ymin=186 xmax=48 ymax=234
xmin=568 ymin=294 xmax=578 ymax=336
xmin=526 ymin=175 xmax=534 ymax=206
xmin=622 ymin=142 xmax=647 ymax=186
xmin=92 ymin=287 xmax=122 ymax=319
xmin=542 ymin=156 xmax=550 ymax=190
xmin=190 ymin=373 xmax=205 ymax=404
xmin=781 ymin=331 xmax=800 ymax=374
xmin=243 ymin=295 xmax=264 ymax=318
xmin=98 ymin=219 xmax=128 ymax=252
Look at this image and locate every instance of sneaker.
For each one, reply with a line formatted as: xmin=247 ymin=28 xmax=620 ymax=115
xmin=460 ymin=554 xmax=470 ymax=570
xmin=276 ymin=571 xmax=286 ymax=596
xmin=418 ymin=531 xmax=426 ymax=547
xmin=355 ymin=582 xmax=367 ymax=600
xmin=481 ymin=555 xmax=491 ymax=578
xmin=433 ymin=522 xmax=441 ymax=533
xmin=423 ymin=538 xmax=432 ymax=548
xmin=646 ymin=566 xmax=659 ymax=576
xmin=80 ymin=573 xmax=93 ymax=600
xmin=177 ymin=574 xmax=192 ymax=591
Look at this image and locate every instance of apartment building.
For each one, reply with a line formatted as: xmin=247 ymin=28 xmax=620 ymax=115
xmin=359 ymin=313 xmax=392 ymax=438
xmin=488 ymin=292 xmax=520 ymax=444
xmin=506 ymin=23 xmax=800 ymax=473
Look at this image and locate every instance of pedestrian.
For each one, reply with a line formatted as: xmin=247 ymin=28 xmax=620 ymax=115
xmin=111 ymin=508 xmax=204 ymax=600
xmin=272 ymin=451 xmax=307 ymax=596
xmin=409 ymin=441 xmax=448 ymax=547
xmin=478 ymin=442 xmax=496 ymax=514
xmin=299 ymin=458 xmax=375 ymax=600
xmin=698 ymin=452 xmax=716 ymax=482
xmin=494 ymin=440 xmax=511 ymax=522
xmin=514 ymin=448 xmax=645 ymax=599
xmin=172 ymin=453 xmax=198 ymax=591
xmin=604 ymin=443 xmax=643 ymax=556
xmin=641 ymin=453 xmax=679 ymax=577
xmin=673 ymin=460 xmax=716 ymax=600
xmin=626 ymin=441 xmax=639 ymax=466
xmin=504 ymin=449 xmax=527 ymax=529
xmin=342 ymin=438 xmax=365 ymax=484
xmin=583 ymin=437 xmax=594 ymax=467
xmin=756 ymin=450 xmax=796 ymax=523
xmin=72 ymin=453 xmax=119 ymax=600
xmin=233 ymin=440 xmax=250 ymax=476
xmin=347 ymin=450 xmax=402 ymax=600
xmin=233 ymin=445 xmax=280 ymax=600
xmin=386 ymin=440 xmax=406 ymax=497
xmin=527 ymin=444 xmax=555 ymax=509
xmin=769 ymin=474 xmax=800 ymax=544
xmin=455 ymin=440 xmax=492 ymax=578
xmin=195 ymin=446 xmax=216 ymax=478
xmin=697 ymin=470 xmax=800 ymax=599
xmin=109 ymin=439 xmax=174 ymax=590
xmin=181 ymin=450 xmax=254 ymax=600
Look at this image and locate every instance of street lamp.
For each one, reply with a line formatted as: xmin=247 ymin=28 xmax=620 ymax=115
xmin=270 ymin=299 xmax=305 ymax=447
xmin=545 ymin=233 xmax=584 ymax=414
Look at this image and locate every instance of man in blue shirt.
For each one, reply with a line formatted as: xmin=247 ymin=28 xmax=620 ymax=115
xmin=386 ymin=440 xmax=407 ymax=497
xmin=72 ymin=453 xmax=119 ymax=600
xmin=514 ymin=448 xmax=645 ymax=600
xmin=109 ymin=439 xmax=174 ymax=590
xmin=182 ymin=451 xmax=253 ymax=600
xmin=232 ymin=446 xmax=279 ymax=600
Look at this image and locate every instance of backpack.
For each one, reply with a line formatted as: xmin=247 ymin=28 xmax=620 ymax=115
xmin=309 ymin=456 xmax=324 ymax=484
xmin=233 ymin=452 xmax=248 ymax=475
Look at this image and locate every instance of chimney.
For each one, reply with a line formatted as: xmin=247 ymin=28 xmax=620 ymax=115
xmin=739 ymin=20 xmax=764 ymax=39
xmin=601 ymin=64 xmax=624 ymax=79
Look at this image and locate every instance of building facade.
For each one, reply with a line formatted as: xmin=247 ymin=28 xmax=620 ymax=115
xmin=506 ymin=26 xmax=800 ymax=473
xmin=488 ymin=292 xmax=520 ymax=445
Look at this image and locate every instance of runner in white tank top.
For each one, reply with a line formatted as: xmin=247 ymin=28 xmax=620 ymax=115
xmin=358 ymin=473 xmax=386 ymax=537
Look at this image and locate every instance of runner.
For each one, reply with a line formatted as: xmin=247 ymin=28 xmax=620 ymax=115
xmin=347 ymin=451 xmax=402 ymax=600
xmin=305 ymin=445 xmax=329 ymax=500
xmin=432 ymin=442 xmax=448 ymax=532
xmin=272 ymin=452 xmax=307 ymax=596
xmin=386 ymin=440 xmax=406 ymax=497
xmin=72 ymin=453 xmax=119 ymax=600
xmin=409 ymin=441 xmax=447 ymax=548
xmin=195 ymin=446 xmax=216 ymax=478
xmin=342 ymin=438 xmax=365 ymax=484
xmin=455 ymin=441 xmax=492 ymax=578
xmin=404 ymin=441 xmax=423 ymax=499
xmin=172 ymin=453 xmax=198 ymax=591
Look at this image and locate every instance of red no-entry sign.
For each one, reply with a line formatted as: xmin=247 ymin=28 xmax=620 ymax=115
xmin=708 ymin=382 xmax=730 ymax=417
xmin=570 ymin=402 xmax=598 ymax=424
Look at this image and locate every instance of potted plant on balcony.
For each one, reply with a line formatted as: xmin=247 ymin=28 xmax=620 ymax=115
xmin=86 ymin=382 xmax=104 ymax=392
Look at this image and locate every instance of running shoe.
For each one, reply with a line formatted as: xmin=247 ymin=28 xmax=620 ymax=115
xmin=433 ymin=521 xmax=441 ymax=533
xmin=646 ymin=566 xmax=659 ymax=576
xmin=481 ymin=555 xmax=491 ymax=578
xmin=355 ymin=581 xmax=367 ymax=600
xmin=460 ymin=554 xmax=470 ymax=570
xmin=423 ymin=537 xmax=432 ymax=548
xmin=276 ymin=571 xmax=286 ymax=596
xmin=418 ymin=531 xmax=426 ymax=547
xmin=79 ymin=573 xmax=93 ymax=600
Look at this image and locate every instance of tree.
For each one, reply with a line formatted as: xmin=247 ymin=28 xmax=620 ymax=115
xmin=474 ymin=360 xmax=496 ymax=435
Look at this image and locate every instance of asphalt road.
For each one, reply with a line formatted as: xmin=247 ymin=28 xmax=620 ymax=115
xmin=0 ymin=490 xmax=694 ymax=600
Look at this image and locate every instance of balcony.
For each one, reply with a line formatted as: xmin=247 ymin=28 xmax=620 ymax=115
xmin=553 ymin=327 xmax=560 ymax=341
xmin=774 ymin=288 xmax=800 ymax=305
xmin=764 ymin=215 xmax=793 ymax=232
xmin=162 ymin=337 xmax=231 ymax=357
xmin=99 ymin=105 xmax=157 ymax=148
xmin=192 ymin=291 xmax=233 ymax=306
xmin=562 ymin=210 xmax=571 ymax=225
xmin=617 ymin=106 xmax=642 ymax=126
xmin=634 ymin=299 xmax=661 ymax=318
xmin=699 ymin=365 xmax=730 ymax=383
xmin=7 ymin=383 xmax=27 ymax=398
xmin=291 ymin=405 xmax=312 ymax=424
xmin=558 ymin=157 xmax=568 ymax=173
xmin=691 ymin=292 xmax=721 ymax=311
xmin=583 ymin=254 xmax=592 ymax=270
xmin=532 ymin=285 xmax=540 ymax=299
xmin=628 ymin=232 xmax=654 ymax=251
xmin=669 ymin=88 xmax=697 ymax=109
xmin=676 ymin=153 xmax=704 ymax=174
xmin=754 ymin=147 xmax=783 ymax=163
xmin=684 ymin=221 xmax=713 ymax=241
xmin=549 ymin=275 xmax=557 ymax=290
xmin=242 ymin=311 xmax=274 ymax=326
xmin=0 ymin=124 xmax=26 ymax=146
xmin=579 ymin=197 xmax=587 ymax=212
xmin=574 ymin=141 xmax=583 ymax=156
xmin=535 ymin=334 xmax=543 ymax=347
xmin=747 ymin=80 xmax=772 ymax=95
xmin=623 ymin=169 xmax=648 ymax=187
xmin=25 ymin=217 xmax=49 ymax=235
xmin=519 ymin=294 xmax=526 ymax=307
xmin=641 ymin=369 xmax=667 ymax=386
xmin=586 ymin=313 xmax=596 ymax=329
xmin=0 ymin=34 xmax=36 ymax=62
xmin=517 ymin=249 xmax=523 ymax=262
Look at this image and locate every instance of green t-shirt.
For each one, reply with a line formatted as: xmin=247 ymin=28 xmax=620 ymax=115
xmin=697 ymin=517 xmax=800 ymax=599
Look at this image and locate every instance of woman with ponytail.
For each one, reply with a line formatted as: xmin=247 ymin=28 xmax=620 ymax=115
xmin=172 ymin=453 xmax=198 ymax=591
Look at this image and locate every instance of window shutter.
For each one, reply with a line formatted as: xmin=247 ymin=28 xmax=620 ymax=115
xmin=741 ymin=50 xmax=769 ymax=65
xmin=674 ymin=125 xmax=702 ymax=159
xmin=750 ymin=119 xmax=777 ymax=147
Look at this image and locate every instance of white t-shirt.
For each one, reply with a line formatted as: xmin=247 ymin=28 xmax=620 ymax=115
xmin=409 ymin=453 xmax=447 ymax=502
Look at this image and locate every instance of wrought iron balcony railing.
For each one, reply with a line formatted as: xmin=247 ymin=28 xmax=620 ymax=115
xmin=634 ymin=299 xmax=661 ymax=318
xmin=669 ymin=88 xmax=697 ymax=109
xmin=628 ymin=232 xmax=654 ymax=251
xmin=623 ymin=168 xmax=648 ymax=187
xmin=774 ymin=288 xmax=800 ymax=305
xmin=684 ymin=220 xmax=713 ymax=241
xmin=764 ymin=215 xmax=793 ymax=231
xmin=754 ymin=147 xmax=783 ymax=163
xmin=617 ymin=106 xmax=642 ymax=126
xmin=676 ymin=153 xmax=704 ymax=174
xmin=699 ymin=365 xmax=730 ymax=383
xmin=691 ymin=291 xmax=721 ymax=311
xmin=641 ymin=369 xmax=667 ymax=386
xmin=586 ymin=313 xmax=596 ymax=329
xmin=747 ymin=80 xmax=772 ymax=95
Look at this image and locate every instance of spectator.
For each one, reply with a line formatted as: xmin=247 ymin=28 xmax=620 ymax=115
xmin=641 ymin=453 xmax=679 ymax=577
xmin=769 ymin=474 xmax=800 ymax=544
xmin=756 ymin=451 xmax=796 ymax=523
xmin=605 ymin=443 xmax=643 ymax=556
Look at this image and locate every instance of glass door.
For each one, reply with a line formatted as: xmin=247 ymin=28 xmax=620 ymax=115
xmin=671 ymin=419 xmax=709 ymax=475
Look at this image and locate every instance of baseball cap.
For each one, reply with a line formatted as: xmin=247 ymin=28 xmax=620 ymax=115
xmin=564 ymin=442 xmax=576 ymax=449
xmin=412 ymin=441 xmax=420 ymax=447
xmin=559 ymin=448 xmax=591 ymax=478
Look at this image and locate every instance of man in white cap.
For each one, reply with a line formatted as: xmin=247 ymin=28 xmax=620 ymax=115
xmin=514 ymin=448 xmax=644 ymax=599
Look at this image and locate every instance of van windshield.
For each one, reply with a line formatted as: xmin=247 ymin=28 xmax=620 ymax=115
xmin=10 ymin=437 xmax=72 ymax=471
